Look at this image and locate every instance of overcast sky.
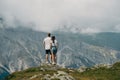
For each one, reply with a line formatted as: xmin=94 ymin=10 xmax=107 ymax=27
xmin=0 ymin=0 xmax=120 ymax=33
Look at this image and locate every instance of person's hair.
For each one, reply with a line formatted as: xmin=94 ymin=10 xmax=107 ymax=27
xmin=51 ymin=36 xmax=55 ymax=43
xmin=48 ymin=33 xmax=51 ymax=37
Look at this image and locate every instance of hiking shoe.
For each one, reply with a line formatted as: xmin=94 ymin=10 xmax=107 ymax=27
xmin=50 ymin=61 xmax=52 ymax=64
xmin=46 ymin=61 xmax=49 ymax=64
xmin=52 ymin=62 xmax=56 ymax=65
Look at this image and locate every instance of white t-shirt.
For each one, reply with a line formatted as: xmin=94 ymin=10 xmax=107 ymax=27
xmin=51 ymin=40 xmax=58 ymax=47
xmin=43 ymin=37 xmax=51 ymax=50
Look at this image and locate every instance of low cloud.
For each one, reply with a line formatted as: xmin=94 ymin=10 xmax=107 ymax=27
xmin=0 ymin=0 xmax=120 ymax=33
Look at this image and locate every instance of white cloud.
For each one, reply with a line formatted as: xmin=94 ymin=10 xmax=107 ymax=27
xmin=115 ymin=24 xmax=120 ymax=32
xmin=0 ymin=0 xmax=120 ymax=33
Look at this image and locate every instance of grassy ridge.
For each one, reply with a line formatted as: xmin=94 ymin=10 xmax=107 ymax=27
xmin=6 ymin=62 xmax=120 ymax=80
xmin=76 ymin=62 xmax=120 ymax=80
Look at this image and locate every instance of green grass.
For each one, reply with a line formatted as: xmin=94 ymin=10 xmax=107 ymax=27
xmin=77 ymin=62 xmax=120 ymax=80
xmin=6 ymin=62 xmax=120 ymax=80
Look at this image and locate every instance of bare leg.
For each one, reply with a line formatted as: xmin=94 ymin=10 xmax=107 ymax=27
xmin=50 ymin=54 xmax=52 ymax=63
xmin=52 ymin=53 xmax=54 ymax=63
xmin=53 ymin=53 xmax=57 ymax=64
xmin=54 ymin=54 xmax=57 ymax=63
xmin=46 ymin=54 xmax=49 ymax=63
xmin=51 ymin=53 xmax=55 ymax=64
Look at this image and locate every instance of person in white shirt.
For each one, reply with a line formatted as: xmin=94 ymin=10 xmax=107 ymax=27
xmin=50 ymin=36 xmax=58 ymax=65
xmin=43 ymin=33 xmax=52 ymax=63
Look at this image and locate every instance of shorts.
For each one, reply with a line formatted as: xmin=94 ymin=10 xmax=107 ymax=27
xmin=45 ymin=50 xmax=51 ymax=54
xmin=51 ymin=46 xmax=57 ymax=54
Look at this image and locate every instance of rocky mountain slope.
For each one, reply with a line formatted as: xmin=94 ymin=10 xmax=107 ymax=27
xmin=0 ymin=26 xmax=120 ymax=80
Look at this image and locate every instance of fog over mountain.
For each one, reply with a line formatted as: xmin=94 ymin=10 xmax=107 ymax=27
xmin=0 ymin=0 xmax=120 ymax=33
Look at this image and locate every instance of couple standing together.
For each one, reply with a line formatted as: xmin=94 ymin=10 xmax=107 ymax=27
xmin=43 ymin=33 xmax=58 ymax=65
